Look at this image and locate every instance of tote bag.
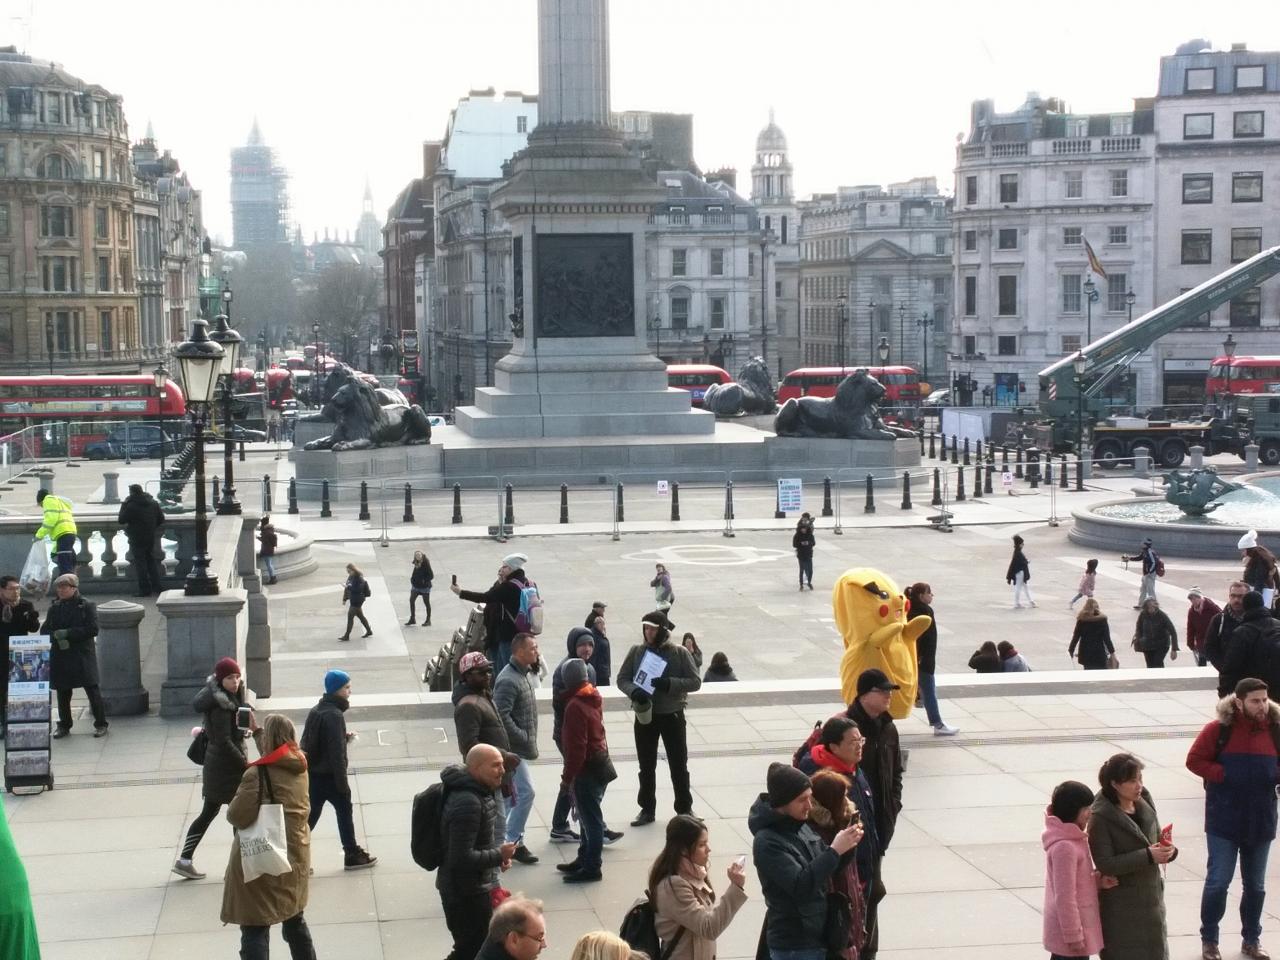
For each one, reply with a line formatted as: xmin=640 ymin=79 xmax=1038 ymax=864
xmin=238 ymin=767 xmax=293 ymax=882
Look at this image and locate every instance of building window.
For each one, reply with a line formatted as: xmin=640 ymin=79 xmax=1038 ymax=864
xmin=709 ymin=296 xmax=726 ymax=329
xmin=38 ymin=154 xmax=67 ymax=178
xmin=709 ymin=249 xmax=725 ymax=277
xmin=41 ymin=256 xmax=76 ymax=292
xmin=1236 ymin=65 xmax=1265 ymax=90
xmin=516 ymin=115 xmax=527 ymax=133
xmin=1230 ymin=287 xmax=1262 ymax=327
xmin=747 ymin=252 xmax=754 ymax=277
xmin=997 ymin=275 xmax=1017 ymax=315
xmin=1234 ymin=111 xmax=1264 ymax=138
xmin=877 ymin=276 xmax=892 ymax=297
xmin=1110 ymin=115 xmax=1133 ymax=136
xmin=963 ymin=335 xmax=977 ymax=355
xmin=43 ymin=91 xmax=63 ymax=123
xmin=1233 ymin=172 xmax=1263 ymax=202
xmin=118 ymin=254 xmax=132 ymax=291
xmin=965 ymin=176 xmax=977 ymax=205
xmin=1185 ymin=67 xmax=1216 ymax=92
xmin=1181 ymin=229 xmax=1212 ymax=264
xmin=1065 ymin=118 xmax=1089 ymax=138
xmin=97 ymin=256 xmax=111 ymax=292
xmin=1183 ymin=113 xmax=1214 ymax=139
xmin=997 ymin=228 xmax=1018 ymax=250
xmin=0 ymin=312 xmax=11 ymax=357
xmin=0 ymin=255 xmax=9 ymax=291
xmin=95 ymin=206 xmax=109 ymax=240
xmin=1062 ymin=335 xmax=1082 ymax=354
xmin=1231 ymin=228 xmax=1262 ymax=263
xmin=963 ymin=230 xmax=977 ymax=251
xmin=997 ymin=335 xmax=1017 ymax=356
xmin=999 ymin=174 xmax=1018 ymax=203
xmin=1063 ymin=227 xmax=1082 ymax=246
xmin=0 ymin=144 xmax=6 ymax=174
xmin=99 ymin=310 xmax=113 ymax=354
xmin=47 ymin=310 xmax=76 ymax=355
xmin=669 ymin=295 xmax=689 ymax=329
xmin=933 ymin=276 xmax=947 ymax=298
xmin=1064 ymin=170 xmax=1083 ymax=198
xmin=1110 ymin=169 xmax=1128 ymax=197
xmin=93 ymin=149 xmax=106 ymax=180
xmin=963 ymin=276 xmax=977 ymax=316
xmin=1062 ymin=274 xmax=1082 ymax=313
xmin=1107 ymin=274 xmax=1129 ymax=312
xmin=934 ymin=234 xmax=947 ymax=255
xmin=1182 ymin=173 xmax=1213 ymax=203
xmin=0 ymin=203 xmax=8 ymax=239
xmin=671 ymin=248 xmax=686 ymax=276
xmin=1108 ymin=225 xmax=1128 ymax=245
xmin=1179 ymin=287 xmax=1211 ymax=327
xmin=781 ymin=215 xmax=789 ymax=244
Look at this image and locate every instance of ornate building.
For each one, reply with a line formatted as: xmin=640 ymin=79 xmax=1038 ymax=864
xmin=355 ymin=180 xmax=381 ymax=258
xmin=230 ymin=120 xmax=288 ymax=248
xmin=0 ymin=48 xmax=154 ymax=372
xmin=750 ymin=112 xmax=800 ymax=378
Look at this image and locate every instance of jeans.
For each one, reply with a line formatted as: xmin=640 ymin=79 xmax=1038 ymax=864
xmin=1011 ymin=571 xmax=1034 ymax=607
xmin=1138 ymin=571 xmax=1157 ymax=606
xmin=442 ymin=891 xmax=492 ymax=960
xmin=797 ymin=556 xmax=813 ymax=586
xmin=1201 ymin=832 xmax=1270 ymax=945
xmin=239 ymin=913 xmax=316 ymax=960
xmin=770 ymin=950 xmax=825 ymax=960
xmin=409 ymin=588 xmax=431 ymax=622
xmin=574 ymin=772 xmax=607 ymax=872
xmin=53 ymin=533 xmax=77 ymax=575
xmin=919 ymin=669 xmax=944 ymax=727
xmin=55 ymin=685 xmax=107 ymax=730
xmin=552 ymin=784 xmax=574 ymax=833
xmin=504 ymin=757 xmax=535 ymax=844
xmin=129 ymin=537 xmax=164 ymax=593
xmin=634 ymin=709 xmax=692 ymax=815
xmin=342 ymin=605 xmax=371 ymax=638
xmin=307 ymin=772 xmax=358 ymax=852
xmin=262 ymin=556 xmax=276 ymax=580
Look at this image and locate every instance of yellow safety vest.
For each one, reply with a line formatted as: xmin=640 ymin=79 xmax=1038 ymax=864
xmin=35 ymin=494 xmax=77 ymax=541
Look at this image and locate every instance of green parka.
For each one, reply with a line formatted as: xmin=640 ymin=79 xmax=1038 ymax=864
xmin=1086 ymin=790 xmax=1171 ymax=960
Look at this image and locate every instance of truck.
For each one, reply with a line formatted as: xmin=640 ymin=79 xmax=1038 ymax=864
xmin=1037 ymin=245 xmax=1280 ymax=466
xmin=1238 ymin=394 xmax=1280 ymax=467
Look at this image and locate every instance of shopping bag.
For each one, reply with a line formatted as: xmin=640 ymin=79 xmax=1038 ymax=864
xmin=238 ymin=768 xmax=293 ymax=882
xmin=20 ymin=540 xmax=52 ymax=596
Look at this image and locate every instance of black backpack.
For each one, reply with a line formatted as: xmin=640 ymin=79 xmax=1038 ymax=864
xmin=619 ymin=891 xmax=684 ymax=960
xmin=410 ymin=782 xmax=447 ymax=870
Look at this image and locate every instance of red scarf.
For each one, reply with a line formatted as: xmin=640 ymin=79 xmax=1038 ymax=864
xmin=810 ymin=743 xmax=857 ymax=776
xmin=575 ymin=683 xmax=598 ymax=698
xmin=251 ymin=742 xmax=306 ymax=768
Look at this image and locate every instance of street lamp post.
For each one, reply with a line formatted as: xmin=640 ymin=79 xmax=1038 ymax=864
xmin=897 ymin=303 xmax=905 ymax=367
xmin=312 ymin=321 xmax=321 ymax=406
xmin=1074 ymin=353 xmax=1087 ymax=488
xmin=867 ymin=300 xmax=877 ymax=365
xmin=836 ymin=294 xmax=848 ymax=374
xmin=649 ymin=310 xmax=662 ymax=363
xmin=917 ymin=311 xmax=934 ymax=383
xmin=1083 ymin=276 xmax=1098 ymax=343
xmin=1223 ymin=333 xmax=1237 ymax=416
xmin=481 ymin=206 xmax=491 ymax=386
xmin=152 ymin=364 xmax=169 ymax=478
xmin=209 ymin=314 xmax=243 ymax=516
xmin=759 ymin=236 xmax=768 ymax=365
xmin=877 ymin=336 xmax=891 ymax=365
xmin=1125 ymin=289 xmax=1136 ymax=325
xmin=172 ymin=318 xmax=224 ymax=596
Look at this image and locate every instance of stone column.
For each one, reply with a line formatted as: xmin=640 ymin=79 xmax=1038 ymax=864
xmin=537 ymin=0 xmax=611 ymax=128
xmin=157 ymin=588 xmax=247 ymax=717
xmin=1133 ymin=446 xmax=1151 ymax=478
xmin=103 ymin=472 xmax=121 ymax=504
xmin=1189 ymin=445 xmax=1204 ymax=469
xmin=97 ymin=599 xmax=149 ymax=715
xmin=1246 ymin=443 xmax=1260 ymax=472
xmin=36 ymin=470 xmax=54 ymax=492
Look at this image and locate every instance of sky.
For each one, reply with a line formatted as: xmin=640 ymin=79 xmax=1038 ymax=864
xmin=14 ymin=0 xmax=1280 ymax=244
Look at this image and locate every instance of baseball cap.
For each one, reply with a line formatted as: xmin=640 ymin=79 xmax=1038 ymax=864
xmin=856 ymin=668 xmax=901 ymax=698
xmin=458 ymin=651 xmax=492 ymax=674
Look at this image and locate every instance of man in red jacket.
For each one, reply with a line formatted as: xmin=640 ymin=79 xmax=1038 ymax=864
xmin=1187 ymin=587 xmax=1223 ymax=668
xmin=557 ymin=658 xmax=610 ymax=885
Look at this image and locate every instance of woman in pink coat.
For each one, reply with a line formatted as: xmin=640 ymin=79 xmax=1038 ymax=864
xmin=1043 ymin=780 xmax=1114 ymax=960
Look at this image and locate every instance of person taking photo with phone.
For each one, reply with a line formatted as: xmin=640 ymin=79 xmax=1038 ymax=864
xmin=651 ymin=814 xmax=748 ymax=960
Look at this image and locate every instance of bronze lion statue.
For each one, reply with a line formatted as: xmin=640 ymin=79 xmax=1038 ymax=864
xmin=703 ymin=356 xmax=778 ymax=417
xmin=302 ymin=378 xmax=432 ymax=451
xmin=774 ymin=369 xmax=915 ymax=440
xmin=316 ymin=363 xmax=408 ymax=407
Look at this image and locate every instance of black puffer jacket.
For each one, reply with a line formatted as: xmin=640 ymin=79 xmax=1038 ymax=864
xmin=117 ymin=489 xmax=165 ymax=543
xmin=41 ymin=594 xmax=99 ymax=689
xmin=846 ymin=699 xmax=903 ymax=853
xmin=1070 ymin=615 xmax=1115 ymax=668
xmin=451 ymin=682 xmax=512 ymax=760
xmin=748 ymin=794 xmax=839 ymax=951
xmin=193 ymin=677 xmax=250 ymax=803
xmin=437 ymin=763 xmax=505 ymax=895
xmin=912 ymin=599 xmax=938 ymax=674
xmin=458 ymin=569 xmax=525 ymax=660
xmin=299 ymin=692 xmax=350 ymax=794
xmin=411 ymin=558 xmax=434 ymax=590
xmin=1218 ymin=607 xmax=1280 ymax=696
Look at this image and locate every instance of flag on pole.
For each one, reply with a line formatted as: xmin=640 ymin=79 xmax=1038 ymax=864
xmin=1084 ymin=238 xmax=1108 ymax=279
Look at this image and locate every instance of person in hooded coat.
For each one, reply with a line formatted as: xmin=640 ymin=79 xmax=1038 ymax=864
xmin=116 ymin=483 xmax=166 ymax=596
xmin=1069 ymin=599 xmax=1116 ymax=670
xmin=1042 ymin=780 xmax=1107 ymax=960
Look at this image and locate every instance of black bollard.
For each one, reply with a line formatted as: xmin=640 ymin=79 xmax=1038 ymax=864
xmin=1045 ymin=459 xmax=1054 ymax=486
xmin=821 ymin=477 xmax=834 ymax=517
xmin=929 ymin=433 xmax=936 ymax=459
xmin=403 ymin=483 xmax=415 ymax=523
xmin=900 ymin=471 xmax=912 ymax=510
xmin=238 ymin=439 xmax=246 ymax=462
xmin=974 ymin=460 xmax=983 ymax=499
xmin=1060 ymin=455 xmax=1070 ymax=489
xmin=212 ymin=476 xmax=221 ymax=504
xmin=504 ymin=483 xmax=515 ymax=525
xmin=1015 ymin=444 xmax=1024 ymax=479
xmin=864 ymin=474 xmax=875 ymax=514
xmin=670 ymin=481 xmax=681 ymax=522
xmin=938 ymin=433 xmax=947 ymax=461
xmin=1076 ymin=456 xmax=1085 ymax=492
xmin=320 ymin=480 xmax=332 ymax=518
xmin=358 ymin=481 xmax=370 ymax=521
xmin=262 ymin=474 xmax=272 ymax=513
xmin=1002 ymin=445 xmax=1010 ymax=470
xmin=931 ymin=467 xmax=942 ymax=506
xmin=918 ymin=430 xmax=925 ymax=455
xmin=950 ymin=435 xmax=958 ymax=465
xmin=615 ymin=482 xmax=624 ymax=523
xmin=963 ymin=438 xmax=971 ymax=466
xmin=288 ymin=477 xmax=298 ymax=515
xmin=1029 ymin=454 xmax=1040 ymax=489
xmin=984 ymin=463 xmax=994 ymax=495
xmin=451 ymin=483 xmax=463 ymax=524
xmin=955 ymin=466 xmax=966 ymax=501
xmin=559 ymin=484 xmax=569 ymax=524
xmin=724 ymin=481 xmax=735 ymax=520
xmin=976 ymin=440 xmax=983 ymax=464
xmin=774 ymin=484 xmax=785 ymax=519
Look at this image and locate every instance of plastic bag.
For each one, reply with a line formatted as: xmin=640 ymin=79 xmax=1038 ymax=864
xmin=20 ymin=540 xmax=52 ymax=596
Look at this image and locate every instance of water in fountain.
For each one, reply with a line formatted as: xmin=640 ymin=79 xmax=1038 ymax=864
xmin=1095 ymin=475 xmax=1280 ymax=527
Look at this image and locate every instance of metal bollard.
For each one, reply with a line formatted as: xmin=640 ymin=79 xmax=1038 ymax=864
xmin=615 ymin=482 xmax=624 ymax=523
xmin=1029 ymin=455 xmax=1040 ymax=489
xmin=452 ymin=484 xmax=463 ymax=524
xmin=931 ymin=467 xmax=942 ymax=506
xmin=929 ymin=433 xmax=936 ymax=459
xmin=212 ymin=476 xmax=221 ymax=504
xmin=262 ymin=474 xmax=272 ymax=513
xmin=918 ymin=430 xmax=925 ymax=455
xmin=504 ymin=483 xmax=515 ymax=525
xmin=963 ymin=438 xmax=971 ymax=466
xmin=358 ymin=481 xmax=371 ymax=521
xmin=864 ymin=474 xmax=875 ymax=514
xmin=974 ymin=460 xmax=983 ymax=499
xmin=937 ymin=434 xmax=946 ymax=461
xmin=1045 ymin=459 xmax=1054 ymax=486
xmin=950 ymin=435 xmax=958 ymax=465
xmin=774 ymin=484 xmax=785 ymax=519
xmin=1015 ymin=445 xmax=1024 ymax=479
xmin=984 ymin=463 xmax=994 ymax=495
xmin=670 ymin=481 xmax=681 ymax=521
xmin=976 ymin=439 xmax=983 ymax=464
xmin=559 ymin=484 xmax=569 ymax=524
xmin=821 ymin=477 xmax=834 ymax=517
xmin=955 ymin=466 xmax=966 ymax=501
xmin=724 ymin=480 xmax=735 ymax=520
xmin=288 ymin=478 xmax=298 ymax=515
xmin=238 ymin=439 xmax=246 ymax=462
xmin=320 ymin=480 xmax=332 ymax=518
xmin=403 ymin=483 xmax=415 ymax=523
xmin=1076 ymin=456 xmax=1085 ymax=492
xmin=1002 ymin=445 xmax=1009 ymax=470
xmin=900 ymin=471 xmax=912 ymax=510
xmin=1060 ymin=454 xmax=1069 ymax=489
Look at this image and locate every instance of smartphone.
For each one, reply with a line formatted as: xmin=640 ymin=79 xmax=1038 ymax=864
xmin=849 ymin=808 xmax=861 ymax=826
xmin=452 ymin=574 xmax=458 ymax=586
xmin=236 ymin=706 xmax=252 ymax=731
xmin=733 ymin=854 xmax=747 ymax=870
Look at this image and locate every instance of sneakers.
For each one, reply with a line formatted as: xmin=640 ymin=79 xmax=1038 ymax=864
xmin=603 ymin=828 xmax=624 ymax=845
xmin=549 ymin=827 xmax=580 ymax=843
xmin=1243 ymin=944 xmax=1271 ymax=960
xmin=933 ymin=723 xmax=960 ymax=736
xmin=343 ymin=847 xmax=378 ymax=870
xmin=512 ymin=845 xmax=539 ymax=865
xmin=93 ymin=725 xmax=109 ymax=738
xmin=171 ymin=859 xmax=205 ymax=880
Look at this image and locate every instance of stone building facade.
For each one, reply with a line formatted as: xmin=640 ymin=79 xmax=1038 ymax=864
xmin=750 ymin=113 xmax=801 ymax=380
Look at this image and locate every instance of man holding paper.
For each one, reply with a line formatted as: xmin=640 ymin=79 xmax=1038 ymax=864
xmin=616 ymin=610 xmax=702 ymax=827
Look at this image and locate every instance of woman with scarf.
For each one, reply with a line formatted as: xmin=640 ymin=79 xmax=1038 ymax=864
xmin=405 ymin=550 xmax=434 ymax=626
xmin=0 ymin=574 xmax=40 ymax=736
xmin=806 ymin=768 xmax=867 ymax=960
xmin=651 ymin=814 xmax=748 ymax=960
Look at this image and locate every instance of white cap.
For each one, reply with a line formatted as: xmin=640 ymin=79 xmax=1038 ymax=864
xmin=1238 ymin=530 xmax=1259 ymax=550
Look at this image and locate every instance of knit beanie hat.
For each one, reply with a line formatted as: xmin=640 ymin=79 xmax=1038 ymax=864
xmin=561 ymin=657 xmax=589 ymax=691
xmin=1243 ymin=591 xmax=1265 ymax=612
xmin=767 ymin=762 xmax=811 ymax=807
xmin=641 ymin=609 xmax=673 ymax=645
xmin=502 ymin=552 xmax=528 ymax=570
xmin=214 ymin=657 xmax=241 ymax=683
xmin=324 ymin=669 xmax=351 ymax=694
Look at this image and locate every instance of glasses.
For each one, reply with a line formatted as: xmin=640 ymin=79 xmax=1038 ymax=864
xmin=517 ymin=931 xmax=547 ymax=946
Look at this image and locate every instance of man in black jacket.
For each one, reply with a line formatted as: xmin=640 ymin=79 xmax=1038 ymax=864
xmin=41 ymin=574 xmax=106 ymax=738
xmin=439 ymin=743 xmax=517 ymax=960
xmin=452 ymin=552 xmax=529 ymax=667
xmin=300 ymin=669 xmax=376 ymax=870
xmin=117 ymin=483 xmax=165 ymax=596
xmin=1219 ymin=592 xmax=1280 ymax=696
xmin=1209 ymin=581 xmax=1251 ymax=693
xmin=792 ymin=514 xmax=816 ymax=590
xmin=0 ymin=575 xmax=41 ymax=736
xmin=582 ymin=600 xmax=607 ymax=630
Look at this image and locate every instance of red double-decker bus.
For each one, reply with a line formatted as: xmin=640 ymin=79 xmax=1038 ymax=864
xmin=666 ymin=364 xmax=732 ymax=406
xmin=0 ymin=375 xmax=186 ymax=456
xmin=777 ymin=366 xmax=923 ymax=403
xmin=1206 ymin=355 xmax=1280 ymax=397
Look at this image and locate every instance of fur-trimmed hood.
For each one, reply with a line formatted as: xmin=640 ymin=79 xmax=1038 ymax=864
xmin=1215 ymin=694 xmax=1280 ymax=725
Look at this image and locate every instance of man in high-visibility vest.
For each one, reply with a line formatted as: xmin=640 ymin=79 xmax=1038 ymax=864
xmin=34 ymin=489 xmax=78 ymax=575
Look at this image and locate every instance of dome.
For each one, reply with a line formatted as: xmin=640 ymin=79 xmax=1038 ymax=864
xmin=755 ymin=109 xmax=787 ymax=153
xmin=0 ymin=50 xmax=110 ymax=96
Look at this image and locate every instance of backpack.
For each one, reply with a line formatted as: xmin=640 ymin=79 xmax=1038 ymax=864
xmin=363 ymin=578 xmax=372 ymax=599
xmin=507 ymin=578 xmax=544 ymax=635
xmin=619 ymin=891 xmax=684 ymax=960
xmin=410 ymin=782 xmax=447 ymax=870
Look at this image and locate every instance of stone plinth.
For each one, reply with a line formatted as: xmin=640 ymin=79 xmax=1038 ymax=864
xmin=290 ymin=445 xmax=442 ymax=501
xmin=157 ymin=588 xmax=247 ymax=717
xmin=96 ymin=599 xmax=148 ymax=716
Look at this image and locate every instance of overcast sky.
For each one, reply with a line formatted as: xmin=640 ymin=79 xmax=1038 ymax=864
xmin=16 ymin=0 xmax=1280 ymax=244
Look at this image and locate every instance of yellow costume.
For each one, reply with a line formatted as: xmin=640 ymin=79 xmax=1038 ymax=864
xmin=832 ymin=567 xmax=932 ymax=719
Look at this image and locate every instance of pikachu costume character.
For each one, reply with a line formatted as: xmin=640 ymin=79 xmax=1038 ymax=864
xmin=833 ymin=568 xmax=932 ymax=719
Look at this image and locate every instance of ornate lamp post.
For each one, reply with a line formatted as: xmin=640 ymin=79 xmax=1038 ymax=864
xmin=1073 ymin=352 xmax=1088 ymax=482
xmin=867 ymin=299 xmax=877 ymax=365
xmin=649 ymin=310 xmax=662 ymax=363
xmin=877 ymin=336 xmax=891 ymax=364
xmin=172 ymin=318 xmax=224 ymax=596
xmin=221 ymin=284 xmax=233 ymax=323
xmin=312 ymin=321 xmax=321 ymax=406
xmin=152 ymin=364 xmax=170 ymax=477
xmin=1223 ymin=332 xmax=1237 ymax=415
xmin=917 ymin=311 xmax=934 ymax=383
xmin=1125 ymin=289 xmax=1136 ymax=325
xmin=836 ymin=294 xmax=848 ymax=374
xmin=209 ymin=314 xmax=243 ymax=515
xmin=1083 ymin=276 xmax=1098 ymax=343
xmin=897 ymin=303 xmax=906 ymax=366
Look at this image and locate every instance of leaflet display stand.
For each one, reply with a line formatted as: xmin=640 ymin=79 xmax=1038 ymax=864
xmin=5 ymin=636 xmax=54 ymax=793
